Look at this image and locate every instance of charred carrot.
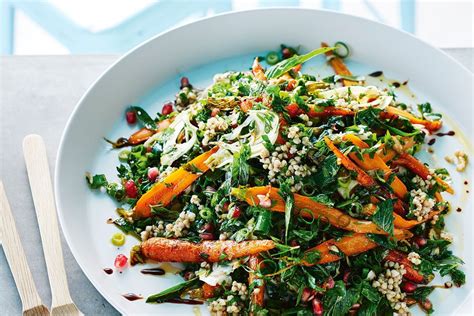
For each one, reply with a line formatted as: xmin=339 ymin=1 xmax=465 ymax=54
xmin=248 ymin=255 xmax=265 ymax=310
xmin=202 ymin=283 xmax=218 ymax=299
xmin=343 ymin=134 xmax=408 ymax=199
xmin=308 ymin=106 xmax=355 ymax=118
xmin=140 ymin=237 xmax=275 ymax=262
xmin=384 ymin=250 xmax=425 ymax=283
xmin=232 ymin=186 xmax=407 ymax=236
xmin=392 ymin=153 xmax=454 ymax=194
xmin=322 ymin=42 xmax=358 ymax=87
xmin=363 ymin=203 xmax=440 ymax=229
xmin=134 ymin=147 xmax=219 ymax=218
xmin=252 ymin=58 xmax=266 ymax=81
xmin=385 ymin=106 xmax=442 ymax=132
xmin=303 ymin=230 xmax=413 ymax=266
xmin=324 ymin=136 xmax=377 ymax=187
xmin=129 ymin=118 xmax=173 ymax=145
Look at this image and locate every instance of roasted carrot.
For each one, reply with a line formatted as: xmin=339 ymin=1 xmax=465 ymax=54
xmin=134 ymin=147 xmax=219 ymax=218
xmin=363 ymin=203 xmax=440 ymax=229
xmin=231 ymin=186 xmax=407 ymax=236
xmin=385 ymin=106 xmax=442 ymax=132
xmin=343 ymin=134 xmax=408 ymax=199
xmin=140 ymin=238 xmax=275 ymax=262
xmin=392 ymin=153 xmax=454 ymax=194
xmin=324 ymin=136 xmax=377 ymax=187
xmin=202 ymin=283 xmax=218 ymax=299
xmin=308 ymin=106 xmax=354 ymax=118
xmin=384 ymin=250 xmax=425 ymax=283
xmin=248 ymin=255 xmax=265 ymax=311
xmin=252 ymin=58 xmax=266 ymax=81
xmin=303 ymin=230 xmax=413 ymax=266
xmin=322 ymin=42 xmax=358 ymax=87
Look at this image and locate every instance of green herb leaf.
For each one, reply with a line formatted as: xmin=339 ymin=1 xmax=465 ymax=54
xmin=279 ymin=181 xmax=294 ymax=243
xmin=231 ymin=143 xmax=251 ymax=185
xmin=265 ymin=47 xmax=335 ymax=79
xmin=129 ymin=106 xmax=156 ymax=129
xmin=85 ymin=173 xmax=107 ymax=189
xmin=322 ymin=281 xmax=359 ymax=316
xmin=146 ymin=278 xmax=199 ymax=303
xmin=372 ymin=199 xmax=394 ymax=235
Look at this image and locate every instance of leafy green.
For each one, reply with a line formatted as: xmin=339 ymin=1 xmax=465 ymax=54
xmin=279 ymin=181 xmax=294 ymax=243
xmin=85 ymin=173 xmax=107 ymax=189
xmin=146 ymin=278 xmax=199 ymax=303
xmin=356 ymin=107 xmax=420 ymax=137
xmin=231 ymin=143 xmax=251 ymax=185
xmin=322 ymin=281 xmax=359 ymax=316
xmin=417 ymin=102 xmax=442 ymax=121
xmin=129 ymin=106 xmax=156 ymax=129
xmin=265 ymin=47 xmax=335 ymax=79
xmin=371 ymin=199 xmax=394 ymax=235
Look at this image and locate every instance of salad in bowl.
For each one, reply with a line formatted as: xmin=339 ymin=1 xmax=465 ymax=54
xmin=87 ymin=43 xmax=466 ymax=315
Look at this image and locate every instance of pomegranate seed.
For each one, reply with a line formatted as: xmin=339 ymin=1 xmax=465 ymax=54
xmin=147 ymin=167 xmax=159 ymax=182
xmin=419 ymin=298 xmax=433 ymax=312
xmin=231 ymin=207 xmax=241 ymax=218
xmin=282 ymin=47 xmax=293 ymax=59
xmin=413 ymin=236 xmax=427 ymax=248
xmin=114 ymin=254 xmax=128 ymax=269
xmin=124 ymin=180 xmax=138 ymax=198
xmin=183 ymin=271 xmax=194 ymax=280
xmin=401 ymin=281 xmax=417 ymax=293
xmin=125 ymin=111 xmax=136 ymax=124
xmin=180 ymin=77 xmax=190 ymax=89
xmin=211 ymin=108 xmax=220 ymax=117
xmin=146 ymin=146 xmax=152 ymax=153
xmin=325 ymin=277 xmax=335 ymax=289
xmin=301 ymin=288 xmax=315 ymax=302
xmin=162 ymin=102 xmax=173 ymax=115
xmin=286 ymin=103 xmax=300 ymax=118
xmin=311 ymin=298 xmax=323 ymax=316
xmin=290 ymin=240 xmax=299 ymax=247
xmin=201 ymin=223 xmax=214 ymax=233
xmin=223 ymin=202 xmax=230 ymax=212
xmin=343 ymin=271 xmax=351 ymax=284
xmin=199 ymin=232 xmax=215 ymax=240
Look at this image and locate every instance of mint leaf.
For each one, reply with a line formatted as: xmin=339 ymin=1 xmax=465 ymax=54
xmin=372 ymin=199 xmax=394 ymax=235
xmin=265 ymin=46 xmax=335 ymax=79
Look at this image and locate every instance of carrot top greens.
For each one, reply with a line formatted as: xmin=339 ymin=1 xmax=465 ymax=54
xmin=87 ymin=43 xmax=464 ymax=315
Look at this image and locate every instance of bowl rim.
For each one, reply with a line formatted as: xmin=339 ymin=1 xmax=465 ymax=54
xmin=54 ymin=7 xmax=473 ymax=314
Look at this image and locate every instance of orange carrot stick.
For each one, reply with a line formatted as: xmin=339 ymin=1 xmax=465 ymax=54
xmin=202 ymin=283 xmax=218 ymax=299
xmin=343 ymin=134 xmax=408 ymax=199
xmin=385 ymin=106 xmax=442 ymax=132
xmin=134 ymin=147 xmax=219 ymax=218
xmin=363 ymin=203 xmax=440 ymax=229
xmin=324 ymin=136 xmax=377 ymax=187
xmin=231 ymin=186 xmax=406 ymax=236
xmin=248 ymin=255 xmax=265 ymax=311
xmin=141 ymin=238 xmax=275 ymax=263
xmin=308 ymin=106 xmax=354 ymax=118
xmin=384 ymin=250 xmax=425 ymax=283
xmin=252 ymin=57 xmax=266 ymax=81
xmin=303 ymin=230 xmax=412 ymax=266
xmin=322 ymin=42 xmax=358 ymax=87
xmin=392 ymin=153 xmax=454 ymax=194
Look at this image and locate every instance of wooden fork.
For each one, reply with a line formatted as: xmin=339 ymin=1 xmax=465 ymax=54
xmin=0 ymin=181 xmax=50 ymax=316
xmin=23 ymin=135 xmax=83 ymax=316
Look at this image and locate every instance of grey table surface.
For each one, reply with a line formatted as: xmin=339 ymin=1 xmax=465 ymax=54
xmin=0 ymin=49 xmax=472 ymax=315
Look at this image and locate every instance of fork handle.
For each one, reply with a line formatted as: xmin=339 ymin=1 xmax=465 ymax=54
xmin=23 ymin=135 xmax=73 ymax=307
xmin=0 ymin=181 xmax=45 ymax=312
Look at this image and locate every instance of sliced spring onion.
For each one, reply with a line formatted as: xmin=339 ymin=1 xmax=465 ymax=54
xmin=333 ymin=41 xmax=350 ymax=59
xmin=255 ymin=210 xmax=272 ymax=235
xmin=265 ymin=51 xmax=280 ymax=65
xmin=111 ymin=232 xmax=126 ymax=246
xmin=199 ymin=207 xmax=213 ymax=220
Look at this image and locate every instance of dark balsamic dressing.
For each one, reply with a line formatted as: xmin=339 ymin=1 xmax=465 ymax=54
xmin=140 ymin=268 xmax=165 ymax=275
xmin=122 ymin=293 xmax=143 ymax=301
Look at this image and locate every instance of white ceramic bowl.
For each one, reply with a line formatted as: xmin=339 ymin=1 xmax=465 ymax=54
xmin=55 ymin=8 xmax=473 ymax=315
